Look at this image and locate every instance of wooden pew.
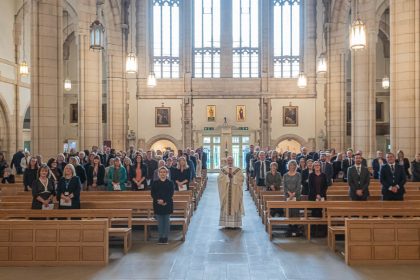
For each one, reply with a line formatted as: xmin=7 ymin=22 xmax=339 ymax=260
xmin=327 ymin=208 xmax=420 ymax=252
xmin=0 ymin=209 xmax=133 ymax=254
xmin=345 ymin=218 xmax=420 ymax=265
xmin=266 ymin=200 xmax=420 ymax=241
xmin=77 ymin=200 xmax=190 ymax=241
xmin=0 ymin=219 xmax=109 ymax=266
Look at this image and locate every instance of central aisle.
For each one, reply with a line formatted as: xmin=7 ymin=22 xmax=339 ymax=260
xmin=1 ymin=174 xmax=420 ymax=280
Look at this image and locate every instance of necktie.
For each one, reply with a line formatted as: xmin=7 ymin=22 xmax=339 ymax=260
xmin=357 ymin=166 xmax=360 ymax=175
xmin=391 ymin=164 xmax=395 ymax=173
xmin=261 ymin=161 xmax=265 ymax=178
xmin=349 ymin=158 xmax=352 ymax=166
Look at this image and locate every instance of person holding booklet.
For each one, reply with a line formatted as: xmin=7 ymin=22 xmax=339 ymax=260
xmin=172 ymin=156 xmax=190 ymax=191
xmin=57 ymin=164 xmax=81 ymax=209
xmin=151 ymin=166 xmax=174 ymax=244
xmin=131 ymin=153 xmax=148 ymax=190
xmin=31 ymin=164 xmax=55 ymax=210
xmin=107 ymin=157 xmax=127 ymax=191
xmin=283 ymin=160 xmax=301 ymax=201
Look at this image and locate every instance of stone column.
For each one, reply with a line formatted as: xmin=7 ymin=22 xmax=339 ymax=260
xmin=182 ymin=0 xmax=193 ymax=148
xmin=30 ymin=0 xmax=62 ymax=158
xmin=220 ymin=0 xmax=232 ymax=78
xmin=350 ymin=0 xmax=376 ymax=157
xmin=76 ymin=0 xmax=104 ymax=151
xmin=390 ymin=0 xmax=420 ymax=156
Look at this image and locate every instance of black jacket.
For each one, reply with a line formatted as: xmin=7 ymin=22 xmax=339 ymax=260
xmin=308 ymin=172 xmax=328 ymax=201
xmin=412 ymin=160 xmax=420 ymax=182
xmin=75 ymin=165 xmax=87 ymax=184
xmin=86 ymin=165 xmax=106 ymax=186
xmin=151 ymin=179 xmax=174 ymax=215
xmin=56 ymin=176 xmax=81 ymax=209
xmin=130 ymin=163 xmax=148 ymax=189
xmin=31 ymin=178 xmax=55 ymax=209
xmin=23 ymin=168 xmax=38 ymax=191
xmin=380 ymin=163 xmax=406 ymax=200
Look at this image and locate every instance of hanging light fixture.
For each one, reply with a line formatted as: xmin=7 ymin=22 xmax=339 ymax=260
xmin=382 ymin=76 xmax=390 ymax=89
xmin=349 ymin=0 xmax=366 ymax=50
xmin=147 ymin=72 xmax=156 ymax=87
xmin=89 ymin=0 xmax=105 ymax=50
xmin=64 ymin=78 xmax=72 ymax=91
xmin=317 ymin=53 xmax=327 ymax=74
xmin=19 ymin=0 xmax=29 ymax=76
xmin=297 ymin=72 xmax=307 ymax=88
xmin=64 ymin=11 xmax=72 ymax=91
xmin=126 ymin=0 xmax=138 ymax=73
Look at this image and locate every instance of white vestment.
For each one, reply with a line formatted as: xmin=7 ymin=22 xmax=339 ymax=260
xmin=217 ymin=166 xmax=245 ymax=227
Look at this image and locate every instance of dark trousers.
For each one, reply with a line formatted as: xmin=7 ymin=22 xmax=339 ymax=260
xmin=382 ymin=193 xmax=404 ymax=201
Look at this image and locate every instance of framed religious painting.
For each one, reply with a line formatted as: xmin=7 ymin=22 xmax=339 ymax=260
xmin=236 ymin=105 xmax=246 ymax=122
xmin=283 ymin=106 xmax=298 ymax=126
xmin=155 ymin=107 xmax=171 ymax=127
xmin=207 ymin=105 xmax=216 ymax=122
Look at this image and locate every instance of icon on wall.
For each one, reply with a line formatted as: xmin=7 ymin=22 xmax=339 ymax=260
xmin=207 ymin=105 xmax=216 ymax=122
xmin=155 ymin=107 xmax=171 ymax=127
xmin=236 ymin=105 xmax=246 ymax=122
xmin=283 ymin=105 xmax=298 ymax=126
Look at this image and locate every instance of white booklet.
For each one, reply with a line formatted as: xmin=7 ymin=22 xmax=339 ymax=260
xmin=113 ymin=183 xmax=121 ymax=191
xmin=138 ymin=184 xmax=145 ymax=190
xmin=60 ymin=198 xmax=72 ymax=207
xmin=178 ymin=184 xmax=188 ymax=192
xmin=42 ymin=203 xmax=54 ymax=210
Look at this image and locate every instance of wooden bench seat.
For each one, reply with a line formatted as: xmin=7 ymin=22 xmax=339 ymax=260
xmin=345 ymin=218 xmax=420 ymax=265
xmin=0 ymin=219 xmax=109 ymax=266
xmin=327 ymin=208 xmax=420 ymax=252
xmin=0 ymin=209 xmax=133 ymax=254
xmin=266 ymin=200 xmax=420 ymax=241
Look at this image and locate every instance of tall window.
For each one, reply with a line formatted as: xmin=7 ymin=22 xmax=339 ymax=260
xmin=273 ymin=0 xmax=301 ymax=78
xmin=194 ymin=0 xmax=220 ymax=78
xmin=232 ymin=0 xmax=259 ymax=78
xmin=153 ymin=0 xmax=180 ymax=78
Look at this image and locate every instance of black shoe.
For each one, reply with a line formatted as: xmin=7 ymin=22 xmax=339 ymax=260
xmin=162 ymin=238 xmax=169 ymax=244
xmin=157 ymin=238 xmax=164 ymax=244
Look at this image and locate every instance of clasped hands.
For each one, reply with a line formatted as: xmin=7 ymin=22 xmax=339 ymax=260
xmin=157 ymin=199 xmax=167 ymax=206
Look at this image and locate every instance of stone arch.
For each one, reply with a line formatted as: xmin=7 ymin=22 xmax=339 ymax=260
xmin=0 ymin=95 xmax=12 ymax=158
xmin=272 ymin=134 xmax=308 ymax=154
xmin=145 ymin=135 xmax=182 ymax=152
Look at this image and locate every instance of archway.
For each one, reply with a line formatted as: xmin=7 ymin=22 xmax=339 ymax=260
xmin=150 ymin=139 xmax=178 ymax=154
xmin=275 ymin=139 xmax=302 ymax=154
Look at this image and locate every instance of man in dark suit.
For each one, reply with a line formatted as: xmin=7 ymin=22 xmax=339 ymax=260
xmin=372 ymin=150 xmax=386 ymax=179
xmin=355 ymin=150 xmax=368 ymax=167
xmin=320 ymin=152 xmax=333 ymax=186
xmin=252 ymin=151 xmax=270 ymax=189
xmin=297 ymin=146 xmax=310 ymax=162
xmin=245 ymin=144 xmax=255 ymax=191
xmin=380 ymin=152 xmax=406 ymax=201
xmin=10 ymin=149 xmax=25 ymax=175
xmin=341 ymin=150 xmax=354 ymax=181
xmin=347 ymin=154 xmax=370 ymax=200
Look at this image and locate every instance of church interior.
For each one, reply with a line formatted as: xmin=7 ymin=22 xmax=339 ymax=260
xmin=0 ymin=0 xmax=420 ymax=279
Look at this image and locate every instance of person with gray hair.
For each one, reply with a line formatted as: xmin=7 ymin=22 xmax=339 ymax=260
xmin=265 ymin=162 xmax=282 ymax=191
xmin=283 ymin=160 xmax=302 ymax=201
xmin=153 ymin=159 xmax=170 ymax=182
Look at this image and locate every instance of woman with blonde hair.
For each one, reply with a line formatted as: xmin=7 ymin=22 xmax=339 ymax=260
xmin=172 ymin=156 xmax=190 ymax=191
xmin=57 ymin=164 xmax=81 ymax=209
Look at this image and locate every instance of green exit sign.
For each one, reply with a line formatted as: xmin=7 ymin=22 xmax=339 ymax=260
xmin=239 ymin=127 xmax=249 ymax=131
xmin=204 ymin=127 xmax=214 ymax=131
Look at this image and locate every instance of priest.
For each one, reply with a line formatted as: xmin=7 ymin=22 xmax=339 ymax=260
xmin=217 ymin=156 xmax=245 ymax=229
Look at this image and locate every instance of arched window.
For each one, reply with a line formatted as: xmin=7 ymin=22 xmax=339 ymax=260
xmin=273 ymin=0 xmax=301 ymax=78
xmin=152 ymin=0 xmax=180 ymax=78
xmin=23 ymin=107 xmax=30 ymax=129
xmin=193 ymin=0 xmax=221 ymax=78
xmin=232 ymin=0 xmax=259 ymax=78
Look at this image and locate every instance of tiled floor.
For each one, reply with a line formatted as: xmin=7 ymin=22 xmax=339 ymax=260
xmin=1 ymin=174 xmax=420 ymax=279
